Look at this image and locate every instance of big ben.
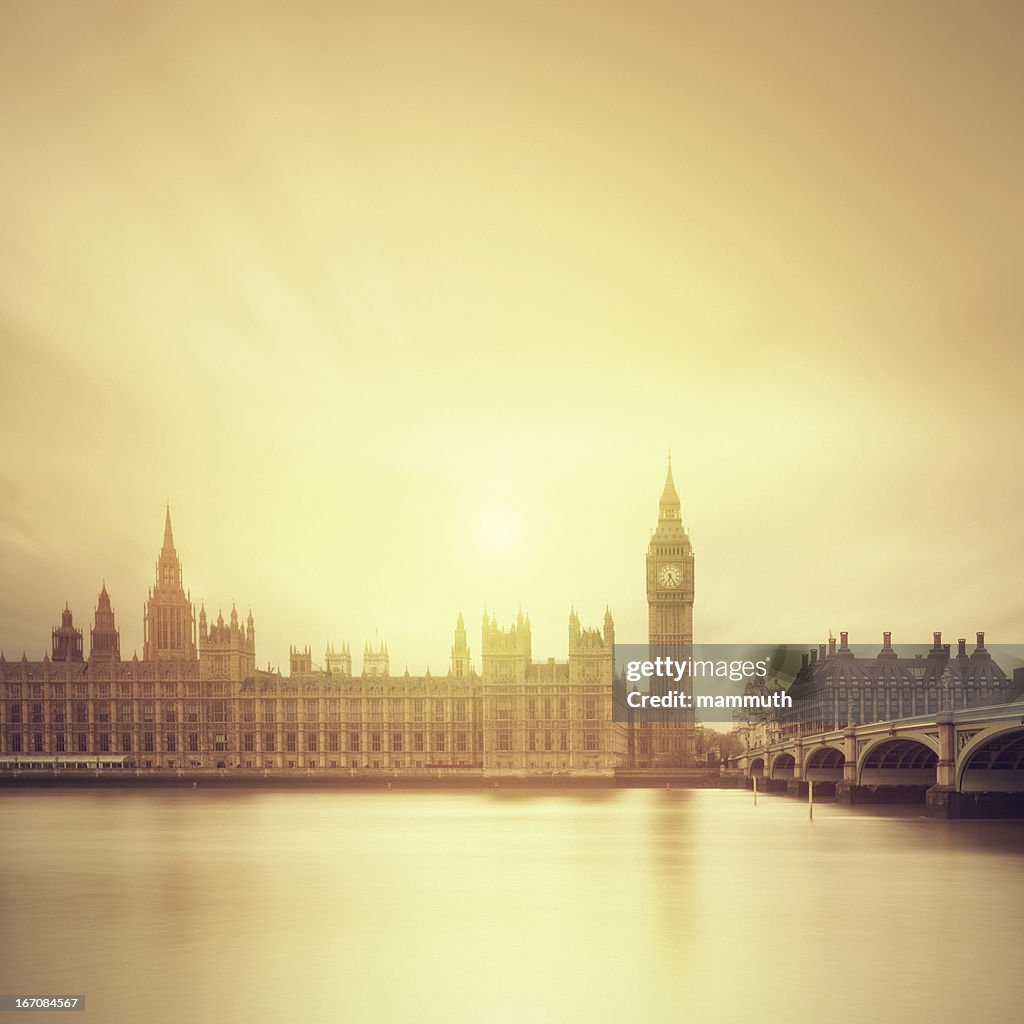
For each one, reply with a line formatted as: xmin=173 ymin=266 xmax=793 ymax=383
xmin=640 ymin=457 xmax=695 ymax=767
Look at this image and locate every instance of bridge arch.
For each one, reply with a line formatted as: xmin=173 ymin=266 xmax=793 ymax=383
xmin=957 ymin=726 xmax=1024 ymax=793
xmin=804 ymin=745 xmax=845 ymax=782
xmin=770 ymin=752 xmax=795 ymax=780
xmin=748 ymin=756 xmax=765 ymax=779
xmin=858 ymin=735 xmax=938 ymax=787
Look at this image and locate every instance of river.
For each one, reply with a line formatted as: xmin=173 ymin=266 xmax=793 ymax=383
xmin=1 ymin=787 xmax=1021 ymax=1023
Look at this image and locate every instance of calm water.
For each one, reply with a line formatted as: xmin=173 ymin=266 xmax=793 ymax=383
xmin=1 ymin=787 xmax=1022 ymax=1023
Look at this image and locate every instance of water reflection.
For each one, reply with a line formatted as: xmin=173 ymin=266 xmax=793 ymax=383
xmin=1 ymin=789 xmax=1022 ymax=1023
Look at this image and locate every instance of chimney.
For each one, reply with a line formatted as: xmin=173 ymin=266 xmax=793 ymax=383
xmin=801 ymin=653 xmax=809 ymax=669
xmin=958 ymin=638 xmax=967 ymax=656
xmin=933 ymin=631 xmax=942 ymax=648
xmin=839 ymin=631 xmax=849 ymax=649
xmin=810 ymin=648 xmax=818 ymax=664
xmin=976 ymin=631 xmax=986 ymax=650
xmin=828 ymin=637 xmax=836 ymax=656
xmin=883 ymin=631 xmax=892 ymax=648
xmin=819 ymin=643 xmax=826 ymax=660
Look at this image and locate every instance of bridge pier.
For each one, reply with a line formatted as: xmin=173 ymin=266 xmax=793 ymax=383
xmin=836 ymin=781 xmax=928 ymax=805
xmin=786 ymin=779 xmax=809 ymax=798
xmin=925 ymin=785 xmax=1024 ymax=819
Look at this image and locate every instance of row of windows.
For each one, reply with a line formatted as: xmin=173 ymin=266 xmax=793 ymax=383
xmin=1 ymin=699 xmax=607 ymax=724
xmin=3 ymin=730 xmax=480 ymax=755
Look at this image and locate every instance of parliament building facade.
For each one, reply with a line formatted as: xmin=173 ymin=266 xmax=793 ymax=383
xmin=0 ymin=466 xmax=696 ymax=775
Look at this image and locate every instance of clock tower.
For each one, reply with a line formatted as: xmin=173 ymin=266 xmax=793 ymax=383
xmin=647 ymin=456 xmax=694 ymax=644
xmin=640 ymin=457 xmax=695 ymax=767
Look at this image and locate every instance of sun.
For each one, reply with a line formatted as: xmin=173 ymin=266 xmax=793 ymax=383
xmin=476 ymin=506 xmax=523 ymax=558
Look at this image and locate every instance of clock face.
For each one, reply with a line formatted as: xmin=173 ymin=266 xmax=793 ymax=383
xmin=658 ymin=564 xmax=681 ymax=589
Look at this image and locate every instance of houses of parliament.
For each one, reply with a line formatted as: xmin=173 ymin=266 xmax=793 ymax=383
xmin=0 ymin=465 xmax=695 ymax=774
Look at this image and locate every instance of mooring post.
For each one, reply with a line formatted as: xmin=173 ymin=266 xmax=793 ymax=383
xmin=809 ymin=779 xmax=814 ymax=820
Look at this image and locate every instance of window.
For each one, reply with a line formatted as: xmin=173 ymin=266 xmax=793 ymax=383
xmin=348 ymin=732 xmax=360 ymax=752
xmin=306 ymin=733 xmax=318 ymax=752
xmin=326 ymin=699 xmax=340 ymax=722
xmin=55 ymin=733 xmax=66 ymax=752
xmin=284 ymin=699 xmax=298 ymax=722
xmin=121 ymin=732 xmax=132 ymax=752
xmin=214 ymin=734 xmax=228 ymax=752
xmin=166 ymin=733 xmax=178 ymax=753
xmin=264 ymin=733 xmax=276 ymax=752
xmin=243 ymin=733 xmax=255 ymax=752
xmin=327 ymin=732 xmax=339 ymax=752
xmin=370 ymin=732 xmax=382 ymax=752
xmin=496 ymin=730 xmax=512 ymax=752
xmin=412 ymin=699 xmax=424 ymax=723
xmin=434 ymin=732 xmax=446 ymax=752
xmin=584 ymin=731 xmax=599 ymax=751
xmin=433 ymin=700 xmax=445 ymax=720
xmin=453 ymin=699 xmax=467 ymax=723
xmin=188 ymin=734 xmax=200 ymax=752
xmin=413 ymin=732 xmax=424 ymax=752
xmin=583 ymin=696 xmax=598 ymax=721
xmin=392 ymin=732 xmax=403 ymax=752
xmin=32 ymin=733 xmax=44 ymax=752
xmin=30 ymin=702 xmax=43 ymax=723
xmin=286 ymin=733 xmax=297 ymax=752
xmin=496 ymin=698 xmax=512 ymax=721
xmin=144 ymin=733 xmax=155 ymax=752
xmin=368 ymin=700 xmax=382 ymax=723
xmin=76 ymin=733 xmax=87 ymax=753
xmin=142 ymin=702 xmax=155 ymax=723
xmin=305 ymin=699 xmax=318 ymax=721
xmin=99 ymin=733 xmax=111 ymax=752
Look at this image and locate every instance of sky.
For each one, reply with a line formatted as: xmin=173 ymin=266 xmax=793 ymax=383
xmin=1 ymin=1 xmax=1022 ymax=673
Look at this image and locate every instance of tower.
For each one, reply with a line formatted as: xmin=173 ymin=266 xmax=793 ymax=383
xmin=642 ymin=457 xmax=695 ymax=766
xmin=52 ymin=604 xmax=84 ymax=662
xmin=89 ymin=583 xmax=120 ymax=662
xmin=646 ymin=456 xmax=694 ymax=644
xmin=289 ymin=645 xmax=313 ymax=675
xmin=363 ymin=638 xmax=389 ymax=677
xmin=325 ymin=641 xmax=352 ymax=675
xmin=449 ymin=612 xmax=472 ymax=678
xmin=199 ymin=603 xmax=256 ymax=680
xmin=143 ymin=506 xmax=197 ymax=661
xmin=480 ymin=610 xmax=531 ymax=684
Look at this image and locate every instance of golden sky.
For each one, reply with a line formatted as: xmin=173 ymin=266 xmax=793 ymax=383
xmin=1 ymin=1 xmax=1022 ymax=672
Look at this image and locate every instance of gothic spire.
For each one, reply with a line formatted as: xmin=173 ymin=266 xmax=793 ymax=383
xmin=162 ymin=504 xmax=175 ymax=553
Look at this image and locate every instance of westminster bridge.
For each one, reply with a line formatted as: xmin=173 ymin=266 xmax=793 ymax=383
xmin=734 ymin=701 xmax=1024 ymax=818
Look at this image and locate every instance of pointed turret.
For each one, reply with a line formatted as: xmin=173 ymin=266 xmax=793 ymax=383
xmin=450 ymin=611 xmax=472 ymax=678
xmin=90 ymin=583 xmax=120 ymax=662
